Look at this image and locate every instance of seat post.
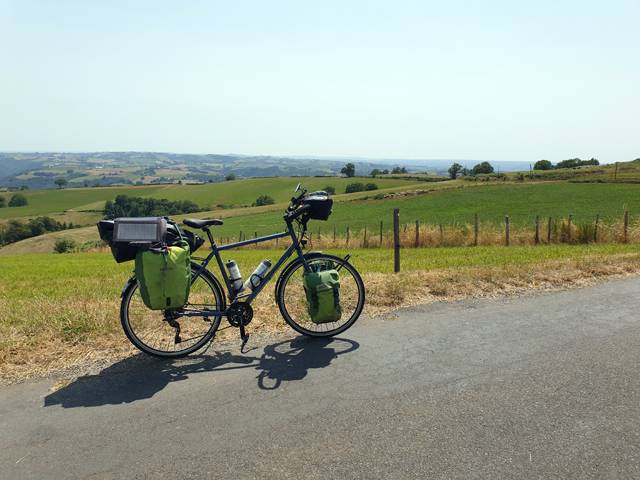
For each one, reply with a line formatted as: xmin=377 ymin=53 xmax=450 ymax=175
xmin=203 ymin=228 xmax=216 ymax=247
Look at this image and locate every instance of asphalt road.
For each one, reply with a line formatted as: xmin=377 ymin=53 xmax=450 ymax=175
xmin=2 ymin=278 xmax=640 ymax=479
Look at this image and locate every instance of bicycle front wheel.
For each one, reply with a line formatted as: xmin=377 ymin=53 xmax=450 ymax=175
xmin=276 ymin=253 xmax=365 ymax=337
xmin=120 ymin=266 xmax=225 ymax=358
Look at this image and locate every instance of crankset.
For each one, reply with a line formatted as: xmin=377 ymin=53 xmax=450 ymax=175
xmin=227 ymin=302 xmax=253 ymax=352
xmin=227 ymin=302 xmax=254 ymax=328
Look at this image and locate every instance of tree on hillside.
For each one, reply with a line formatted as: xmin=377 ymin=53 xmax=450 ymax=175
xmin=225 ymin=173 xmax=236 ymax=181
xmin=54 ymin=178 xmax=68 ymax=189
xmin=448 ymin=163 xmax=463 ymax=179
xmin=323 ymin=185 xmax=336 ymax=195
xmin=345 ymin=182 xmax=365 ymax=193
xmin=8 ymin=193 xmax=28 ymax=207
xmin=0 ymin=195 xmax=5 ymax=208
xmin=341 ymin=163 xmax=356 ymax=177
xmin=472 ymin=162 xmax=494 ymax=175
xmin=534 ymin=159 xmax=553 ymax=170
xmin=370 ymin=168 xmax=381 ymax=177
xmin=253 ymin=195 xmax=275 ymax=207
xmin=391 ymin=166 xmax=408 ymax=174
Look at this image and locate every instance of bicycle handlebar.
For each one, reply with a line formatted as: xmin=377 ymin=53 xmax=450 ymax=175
xmin=284 ymin=203 xmax=310 ymax=222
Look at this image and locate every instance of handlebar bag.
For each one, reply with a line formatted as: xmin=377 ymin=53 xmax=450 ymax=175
xmin=134 ymin=241 xmax=191 ymax=310
xmin=303 ymin=194 xmax=333 ymax=220
xmin=302 ymin=269 xmax=342 ymax=324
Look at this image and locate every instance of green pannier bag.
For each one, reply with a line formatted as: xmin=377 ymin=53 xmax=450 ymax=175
xmin=303 ymin=269 xmax=342 ymax=324
xmin=135 ymin=241 xmax=191 ymax=310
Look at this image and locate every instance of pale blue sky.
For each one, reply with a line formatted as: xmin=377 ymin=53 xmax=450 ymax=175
xmin=1 ymin=0 xmax=638 ymax=162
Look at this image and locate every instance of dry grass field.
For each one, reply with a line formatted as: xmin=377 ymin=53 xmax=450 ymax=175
xmin=2 ymin=244 xmax=640 ymax=382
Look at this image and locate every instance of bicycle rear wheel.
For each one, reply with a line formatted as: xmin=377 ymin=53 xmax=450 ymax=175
xmin=120 ymin=266 xmax=225 ymax=358
xmin=276 ymin=253 xmax=365 ymax=337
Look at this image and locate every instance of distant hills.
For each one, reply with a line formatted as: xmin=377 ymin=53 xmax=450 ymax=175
xmin=0 ymin=151 xmax=531 ymax=189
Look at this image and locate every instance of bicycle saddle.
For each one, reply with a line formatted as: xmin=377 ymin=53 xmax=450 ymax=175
xmin=183 ymin=218 xmax=224 ymax=229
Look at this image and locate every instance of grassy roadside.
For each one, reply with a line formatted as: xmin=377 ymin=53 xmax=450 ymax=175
xmin=1 ymin=244 xmax=640 ymax=382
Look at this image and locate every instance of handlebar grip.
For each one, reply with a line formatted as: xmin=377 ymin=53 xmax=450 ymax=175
xmin=285 ymin=204 xmax=311 ymax=222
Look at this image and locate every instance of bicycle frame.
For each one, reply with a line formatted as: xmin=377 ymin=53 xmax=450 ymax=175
xmin=185 ymin=220 xmax=310 ymax=317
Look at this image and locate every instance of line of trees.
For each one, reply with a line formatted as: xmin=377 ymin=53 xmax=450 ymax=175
xmin=345 ymin=182 xmax=378 ymax=193
xmin=534 ymin=158 xmax=599 ymax=171
xmin=103 ymin=195 xmax=203 ymax=219
xmin=448 ymin=162 xmax=494 ymax=179
xmin=0 ymin=216 xmax=72 ymax=246
xmin=341 ymin=163 xmax=409 ymax=178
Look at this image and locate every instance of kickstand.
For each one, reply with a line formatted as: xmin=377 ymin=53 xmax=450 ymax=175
xmin=239 ymin=324 xmax=250 ymax=353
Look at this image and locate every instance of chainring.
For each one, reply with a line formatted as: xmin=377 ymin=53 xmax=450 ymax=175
xmin=227 ymin=302 xmax=254 ymax=328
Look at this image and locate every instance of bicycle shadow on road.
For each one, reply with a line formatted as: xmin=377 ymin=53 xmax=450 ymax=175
xmin=43 ymin=336 xmax=359 ymax=408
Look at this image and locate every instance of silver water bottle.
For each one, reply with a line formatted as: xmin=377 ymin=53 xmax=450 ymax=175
xmin=226 ymin=260 xmax=244 ymax=292
xmin=242 ymin=259 xmax=272 ymax=291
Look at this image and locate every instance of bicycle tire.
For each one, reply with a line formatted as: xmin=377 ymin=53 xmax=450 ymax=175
xmin=275 ymin=253 xmax=365 ymax=337
xmin=120 ymin=264 xmax=225 ymax=358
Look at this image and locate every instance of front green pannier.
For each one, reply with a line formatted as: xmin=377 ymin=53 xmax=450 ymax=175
xmin=303 ymin=269 xmax=342 ymax=324
xmin=135 ymin=242 xmax=191 ymax=310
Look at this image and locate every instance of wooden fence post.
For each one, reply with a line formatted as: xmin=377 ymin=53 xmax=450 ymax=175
xmin=363 ymin=226 xmax=368 ymax=248
xmin=547 ymin=217 xmax=552 ymax=243
xmin=505 ymin=215 xmax=510 ymax=246
xmin=439 ymin=224 xmax=444 ymax=245
xmin=535 ymin=215 xmax=540 ymax=245
xmin=333 ymin=225 xmax=336 ymax=242
xmin=567 ymin=214 xmax=573 ymax=243
xmin=624 ymin=210 xmax=629 ymax=243
xmin=415 ymin=220 xmax=420 ymax=247
xmin=346 ymin=225 xmax=350 ymax=245
xmin=393 ymin=209 xmax=400 ymax=273
xmin=239 ymin=231 xmax=243 ymax=242
xmin=379 ymin=220 xmax=383 ymax=247
xmin=474 ymin=213 xmax=479 ymax=246
xmin=594 ymin=215 xmax=599 ymax=243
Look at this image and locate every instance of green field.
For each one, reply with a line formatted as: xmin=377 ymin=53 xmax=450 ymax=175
xmin=2 ymin=244 xmax=638 ymax=300
xmin=3 ymin=180 xmax=640 ymax=255
xmin=178 ymin=182 xmax=640 ymax=239
xmin=0 ymin=176 xmax=415 ymax=220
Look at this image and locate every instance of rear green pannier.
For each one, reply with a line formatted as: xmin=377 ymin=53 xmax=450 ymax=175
xmin=135 ymin=242 xmax=191 ymax=310
xmin=303 ymin=269 xmax=342 ymax=324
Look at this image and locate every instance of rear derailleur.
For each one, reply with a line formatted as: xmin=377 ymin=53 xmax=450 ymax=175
xmin=164 ymin=310 xmax=182 ymax=344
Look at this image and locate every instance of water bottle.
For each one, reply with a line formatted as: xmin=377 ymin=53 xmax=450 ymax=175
xmin=242 ymin=259 xmax=272 ymax=291
xmin=226 ymin=260 xmax=244 ymax=292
